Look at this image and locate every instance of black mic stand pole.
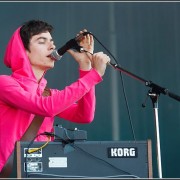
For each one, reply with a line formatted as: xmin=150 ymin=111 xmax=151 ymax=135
xmin=108 ymin=62 xmax=180 ymax=178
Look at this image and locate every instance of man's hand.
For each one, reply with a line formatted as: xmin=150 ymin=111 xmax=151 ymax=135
xmin=67 ymin=29 xmax=94 ymax=71
xmin=77 ymin=29 xmax=94 ymax=55
xmin=91 ymin=52 xmax=110 ymax=77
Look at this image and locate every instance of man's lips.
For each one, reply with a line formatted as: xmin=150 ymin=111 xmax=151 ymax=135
xmin=47 ymin=54 xmax=54 ymax=60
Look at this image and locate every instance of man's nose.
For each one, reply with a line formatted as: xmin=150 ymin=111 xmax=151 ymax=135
xmin=49 ymin=42 xmax=56 ymax=50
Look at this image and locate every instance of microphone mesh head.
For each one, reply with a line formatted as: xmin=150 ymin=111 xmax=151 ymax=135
xmin=50 ymin=50 xmax=62 ymax=61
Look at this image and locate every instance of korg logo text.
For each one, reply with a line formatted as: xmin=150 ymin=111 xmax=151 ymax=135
xmin=108 ymin=147 xmax=137 ymax=158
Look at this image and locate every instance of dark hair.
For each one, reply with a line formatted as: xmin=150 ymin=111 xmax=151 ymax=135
xmin=20 ymin=20 xmax=53 ymax=51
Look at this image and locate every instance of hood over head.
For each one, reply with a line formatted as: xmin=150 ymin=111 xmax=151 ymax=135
xmin=4 ymin=27 xmax=36 ymax=81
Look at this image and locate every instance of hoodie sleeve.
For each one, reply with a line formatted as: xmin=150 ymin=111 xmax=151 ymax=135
xmin=56 ymin=69 xmax=96 ymax=123
xmin=0 ymin=68 xmax=102 ymax=120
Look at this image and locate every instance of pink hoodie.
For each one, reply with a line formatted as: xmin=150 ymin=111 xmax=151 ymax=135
xmin=0 ymin=27 xmax=102 ymax=171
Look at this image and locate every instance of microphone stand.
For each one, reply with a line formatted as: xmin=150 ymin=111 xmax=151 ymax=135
xmin=108 ymin=62 xmax=180 ymax=178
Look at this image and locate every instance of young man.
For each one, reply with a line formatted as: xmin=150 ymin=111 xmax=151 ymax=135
xmin=0 ymin=20 xmax=110 ymax=177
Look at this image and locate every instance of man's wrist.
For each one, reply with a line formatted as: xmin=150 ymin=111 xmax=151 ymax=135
xmin=79 ymin=62 xmax=92 ymax=71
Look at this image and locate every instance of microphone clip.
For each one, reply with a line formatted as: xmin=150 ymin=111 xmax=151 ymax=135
xmin=72 ymin=44 xmax=84 ymax=53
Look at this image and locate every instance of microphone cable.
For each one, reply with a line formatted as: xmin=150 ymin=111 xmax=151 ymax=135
xmin=85 ymin=32 xmax=136 ymax=141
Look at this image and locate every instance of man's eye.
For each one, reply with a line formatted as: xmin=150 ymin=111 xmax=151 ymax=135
xmin=38 ymin=41 xmax=45 ymax=44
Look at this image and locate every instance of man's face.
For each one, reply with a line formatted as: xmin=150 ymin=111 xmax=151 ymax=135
xmin=26 ymin=31 xmax=56 ymax=71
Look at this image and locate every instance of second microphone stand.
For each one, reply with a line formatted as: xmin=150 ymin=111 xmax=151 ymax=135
xmin=108 ymin=62 xmax=180 ymax=178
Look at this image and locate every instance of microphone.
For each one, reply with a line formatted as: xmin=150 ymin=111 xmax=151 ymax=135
xmin=50 ymin=32 xmax=92 ymax=61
